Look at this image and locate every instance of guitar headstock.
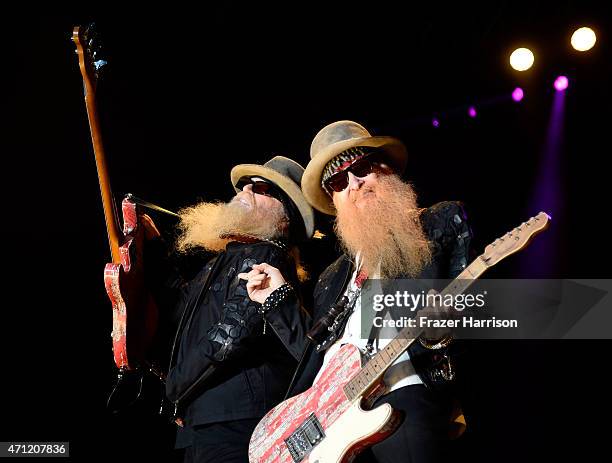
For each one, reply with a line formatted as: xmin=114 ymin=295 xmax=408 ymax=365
xmin=481 ymin=211 xmax=551 ymax=267
xmin=72 ymin=23 xmax=107 ymax=90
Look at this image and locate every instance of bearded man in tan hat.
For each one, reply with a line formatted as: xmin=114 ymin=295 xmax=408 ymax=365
xmin=242 ymin=121 xmax=472 ymax=463
xmin=142 ymin=156 xmax=314 ymax=463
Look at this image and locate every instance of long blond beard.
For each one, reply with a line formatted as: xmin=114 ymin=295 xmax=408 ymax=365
xmin=334 ymin=174 xmax=432 ymax=278
xmin=176 ymin=199 xmax=287 ymax=253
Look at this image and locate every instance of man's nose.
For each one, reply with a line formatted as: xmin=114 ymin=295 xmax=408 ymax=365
xmin=347 ymin=171 xmax=364 ymax=190
xmin=242 ymin=183 xmax=253 ymax=193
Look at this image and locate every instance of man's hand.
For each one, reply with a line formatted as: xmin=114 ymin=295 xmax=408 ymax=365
xmin=418 ymin=289 xmax=453 ymax=341
xmin=139 ymin=213 xmax=161 ymax=241
xmin=238 ymin=263 xmax=286 ymax=304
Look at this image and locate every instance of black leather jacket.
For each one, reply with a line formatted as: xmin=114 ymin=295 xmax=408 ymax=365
xmin=285 ymin=201 xmax=473 ymax=397
xmin=146 ymin=240 xmax=311 ymax=428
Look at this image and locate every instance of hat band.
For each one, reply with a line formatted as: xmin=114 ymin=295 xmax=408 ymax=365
xmin=321 ymin=146 xmax=378 ymax=188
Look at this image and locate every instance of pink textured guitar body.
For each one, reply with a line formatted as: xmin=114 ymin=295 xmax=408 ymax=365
xmin=248 ymin=344 xmax=400 ymax=463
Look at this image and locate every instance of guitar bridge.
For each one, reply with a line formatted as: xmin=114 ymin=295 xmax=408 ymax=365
xmin=284 ymin=413 xmax=325 ymax=462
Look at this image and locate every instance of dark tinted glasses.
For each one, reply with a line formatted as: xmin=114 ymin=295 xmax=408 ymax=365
xmin=235 ymin=177 xmax=284 ymax=201
xmin=323 ymin=157 xmax=376 ymax=193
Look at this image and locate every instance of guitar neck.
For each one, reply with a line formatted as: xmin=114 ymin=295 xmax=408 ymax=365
xmin=72 ymin=25 xmax=123 ymax=264
xmin=343 ymin=255 xmax=490 ymax=402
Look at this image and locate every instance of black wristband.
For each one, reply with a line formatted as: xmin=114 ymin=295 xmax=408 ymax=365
xmin=259 ymin=283 xmax=294 ymax=314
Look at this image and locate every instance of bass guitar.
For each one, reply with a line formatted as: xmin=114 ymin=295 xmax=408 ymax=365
xmin=72 ymin=24 xmax=176 ymax=410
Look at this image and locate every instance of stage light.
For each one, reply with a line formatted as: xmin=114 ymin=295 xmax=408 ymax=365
xmin=571 ymin=27 xmax=596 ymax=51
xmin=554 ymin=76 xmax=569 ymax=91
xmin=512 ymin=87 xmax=524 ymax=102
xmin=468 ymin=106 xmax=477 ymax=118
xmin=510 ymin=48 xmax=534 ymax=71
xmin=432 ymin=118 xmax=440 ymax=128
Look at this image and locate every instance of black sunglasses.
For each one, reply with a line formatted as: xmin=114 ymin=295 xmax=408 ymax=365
xmin=235 ymin=177 xmax=284 ymax=200
xmin=324 ymin=157 xmax=377 ymax=193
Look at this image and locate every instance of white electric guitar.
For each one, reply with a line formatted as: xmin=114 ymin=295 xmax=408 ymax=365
xmin=248 ymin=212 xmax=550 ymax=463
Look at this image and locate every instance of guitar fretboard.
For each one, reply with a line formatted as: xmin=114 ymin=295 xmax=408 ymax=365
xmin=343 ymin=255 xmax=489 ymax=401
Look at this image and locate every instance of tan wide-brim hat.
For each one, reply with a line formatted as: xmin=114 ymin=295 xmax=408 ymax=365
xmin=302 ymin=120 xmax=408 ymax=215
xmin=230 ymin=156 xmax=315 ymax=239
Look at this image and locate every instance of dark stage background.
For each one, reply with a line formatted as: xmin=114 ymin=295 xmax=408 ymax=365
xmin=2 ymin=3 xmax=611 ymax=461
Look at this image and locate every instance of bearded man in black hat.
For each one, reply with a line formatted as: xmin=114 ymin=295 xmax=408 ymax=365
xmin=242 ymin=122 xmax=473 ymax=463
xmin=143 ymin=156 xmax=315 ymax=463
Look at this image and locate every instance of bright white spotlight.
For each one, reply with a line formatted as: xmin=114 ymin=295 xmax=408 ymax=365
xmin=571 ymin=27 xmax=596 ymax=51
xmin=510 ymin=47 xmax=535 ymax=71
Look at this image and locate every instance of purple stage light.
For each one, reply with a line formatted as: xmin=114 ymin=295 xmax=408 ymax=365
xmin=468 ymin=106 xmax=477 ymax=118
xmin=432 ymin=118 xmax=440 ymax=128
xmin=554 ymin=76 xmax=569 ymax=91
xmin=512 ymin=87 xmax=524 ymax=102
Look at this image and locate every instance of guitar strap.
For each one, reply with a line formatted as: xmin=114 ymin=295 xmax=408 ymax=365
xmin=327 ymin=268 xmax=368 ymax=349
